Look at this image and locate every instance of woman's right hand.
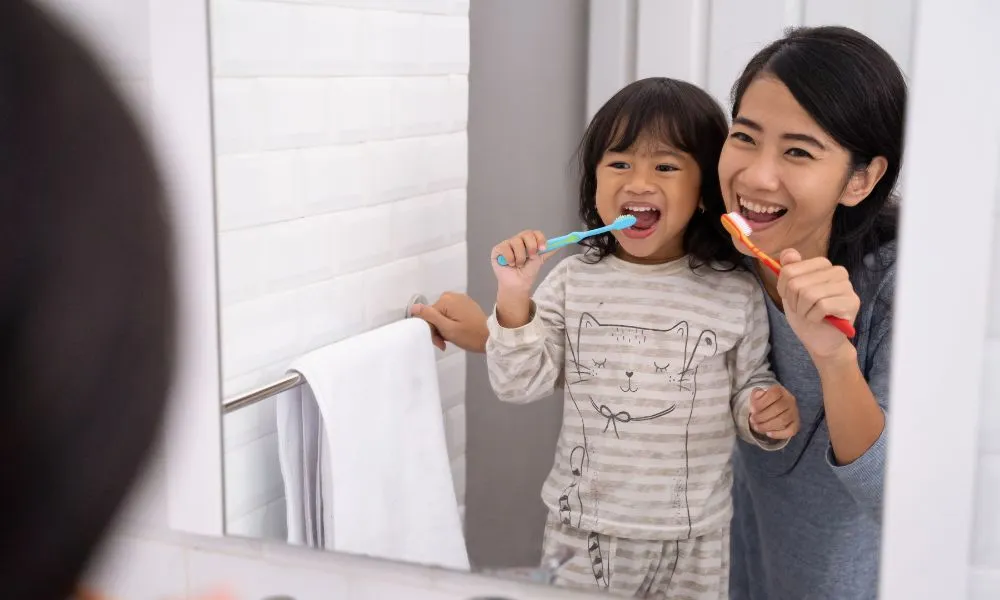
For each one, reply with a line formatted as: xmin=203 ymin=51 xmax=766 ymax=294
xmin=491 ymin=230 xmax=549 ymax=296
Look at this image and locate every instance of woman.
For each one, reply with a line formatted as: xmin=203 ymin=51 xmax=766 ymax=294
xmin=0 ymin=2 xmax=225 ymax=599
xmin=413 ymin=25 xmax=902 ymax=600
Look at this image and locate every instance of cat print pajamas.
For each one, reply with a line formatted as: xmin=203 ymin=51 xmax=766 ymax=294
xmin=485 ymin=254 xmax=786 ymax=600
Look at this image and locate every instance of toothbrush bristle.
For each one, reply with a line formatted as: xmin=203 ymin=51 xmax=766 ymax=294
xmin=725 ymin=212 xmax=753 ymax=236
xmin=614 ymin=214 xmax=637 ymax=229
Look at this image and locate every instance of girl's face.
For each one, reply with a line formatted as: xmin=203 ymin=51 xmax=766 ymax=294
xmin=595 ymin=134 xmax=702 ymax=264
xmin=718 ymin=76 xmax=884 ymax=260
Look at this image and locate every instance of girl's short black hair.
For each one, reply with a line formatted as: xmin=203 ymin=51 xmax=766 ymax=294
xmin=576 ymin=77 xmax=740 ymax=268
xmin=731 ymin=26 xmax=906 ymax=273
xmin=0 ymin=2 xmax=174 ymax=598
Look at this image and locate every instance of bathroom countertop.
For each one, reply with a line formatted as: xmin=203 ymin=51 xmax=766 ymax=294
xmin=88 ymin=524 xmax=606 ymax=600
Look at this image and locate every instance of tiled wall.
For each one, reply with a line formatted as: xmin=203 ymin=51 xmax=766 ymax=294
xmin=971 ymin=153 xmax=1000 ymax=599
xmin=211 ymin=0 xmax=470 ymax=539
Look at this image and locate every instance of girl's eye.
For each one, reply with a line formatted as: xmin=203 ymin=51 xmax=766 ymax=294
xmin=608 ymin=161 xmax=629 ymax=169
xmin=655 ymin=164 xmax=678 ymax=172
xmin=730 ymin=131 xmax=754 ymax=144
xmin=785 ymin=147 xmax=814 ymax=159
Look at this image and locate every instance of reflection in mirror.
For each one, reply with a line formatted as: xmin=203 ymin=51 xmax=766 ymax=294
xmin=210 ymin=0 xmax=469 ymax=564
xmin=212 ymin=1 xmax=916 ymax=598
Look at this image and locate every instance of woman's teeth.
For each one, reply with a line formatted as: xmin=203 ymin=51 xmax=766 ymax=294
xmin=738 ymin=196 xmax=785 ymax=214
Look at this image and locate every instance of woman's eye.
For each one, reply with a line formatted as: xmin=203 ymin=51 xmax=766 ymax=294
xmin=730 ymin=131 xmax=754 ymax=144
xmin=786 ymin=147 xmax=814 ymax=159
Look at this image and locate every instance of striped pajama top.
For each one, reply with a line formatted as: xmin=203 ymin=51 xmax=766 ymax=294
xmin=486 ymin=253 xmax=784 ymax=540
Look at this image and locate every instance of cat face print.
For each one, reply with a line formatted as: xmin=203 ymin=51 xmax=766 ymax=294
xmin=567 ymin=312 xmax=717 ymax=394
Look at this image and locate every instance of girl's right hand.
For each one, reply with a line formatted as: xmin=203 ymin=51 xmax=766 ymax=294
xmin=490 ymin=230 xmax=550 ymax=296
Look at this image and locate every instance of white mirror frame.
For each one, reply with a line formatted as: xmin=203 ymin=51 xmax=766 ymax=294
xmin=149 ymin=0 xmax=225 ymax=537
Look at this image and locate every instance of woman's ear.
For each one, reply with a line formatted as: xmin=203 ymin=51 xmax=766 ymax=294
xmin=841 ymin=156 xmax=888 ymax=207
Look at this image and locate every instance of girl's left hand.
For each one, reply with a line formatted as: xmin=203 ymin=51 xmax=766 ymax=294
xmin=777 ymin=248 xmax=860 ymax=360
xmin=749 ymin=385 xmax=800 ymax=439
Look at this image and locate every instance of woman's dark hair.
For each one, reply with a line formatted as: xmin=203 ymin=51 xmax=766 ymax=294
xmin=731 ymin=26 xmax=906 ymax=272
xmin=577 ymin=77 xmax=740 ymax=268
xmin=0 ymin=2 xmax=174 ymax=599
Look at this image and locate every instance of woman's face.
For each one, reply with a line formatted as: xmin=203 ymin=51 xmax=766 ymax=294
xmin=718 ymin=76 xmax=878 ymax=260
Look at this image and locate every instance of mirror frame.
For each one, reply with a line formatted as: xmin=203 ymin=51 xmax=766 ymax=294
xmin=147 ymin=0 xmax=225 ymax=538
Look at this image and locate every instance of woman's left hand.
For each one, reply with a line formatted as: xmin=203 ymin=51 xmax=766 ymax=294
xmin=777 ymin=248 xmax=860 ymax=360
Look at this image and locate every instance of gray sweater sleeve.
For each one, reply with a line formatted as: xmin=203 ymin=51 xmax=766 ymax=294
xmin=825 ymin=280 xmax=894 ymax=522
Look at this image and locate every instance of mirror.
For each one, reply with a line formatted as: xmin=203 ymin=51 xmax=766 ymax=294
xmin=211 ymin=0 xmax=921 ymax=597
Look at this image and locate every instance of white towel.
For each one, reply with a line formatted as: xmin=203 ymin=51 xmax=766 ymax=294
xmin=275 ymin=318 xmax=469 ymax=571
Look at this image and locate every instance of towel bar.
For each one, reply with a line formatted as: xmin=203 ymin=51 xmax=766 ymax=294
xmin=221 ymin=293 xmax=428 ymax=414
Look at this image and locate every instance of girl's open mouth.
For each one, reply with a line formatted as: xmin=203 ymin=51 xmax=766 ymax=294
xmin=620 ymin=205 xmax=660 ymax=239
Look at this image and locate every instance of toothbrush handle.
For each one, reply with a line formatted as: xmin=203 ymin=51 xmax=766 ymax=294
xmin=824 ymin=315 xmax=856 ymax=339
xmin=751 ymin=248 xmax=855 ymax=338
xmin=542 ymin=233 xmax=580 ymax=252
xmin=496 ymin=233 xmax=581 ymax=266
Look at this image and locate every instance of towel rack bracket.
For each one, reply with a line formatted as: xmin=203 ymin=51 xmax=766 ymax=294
xmin=405 ymin=293 xmax=427 ymax=319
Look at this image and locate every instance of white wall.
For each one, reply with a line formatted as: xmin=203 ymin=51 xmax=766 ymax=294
xmin=872 ymin=1 xmax=1000 ymax=597
xmin=587 ymin=0 xmax=914 ymax=120
xmin=971 ymin=141 xmax=1000 ymax=597
xmin=210 ymin=0 xmax=470 ymax=539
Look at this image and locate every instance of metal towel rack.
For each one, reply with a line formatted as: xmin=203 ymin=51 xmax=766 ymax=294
xmin=221 ymin=293 xmax=428 ymax=415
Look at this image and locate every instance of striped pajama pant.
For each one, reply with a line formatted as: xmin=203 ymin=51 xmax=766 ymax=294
xmin=541 ymin=515 xmax=730 ymax=599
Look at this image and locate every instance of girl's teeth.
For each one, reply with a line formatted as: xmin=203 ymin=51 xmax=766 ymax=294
xmin=623 ymin=206 xmax=656 ymax=212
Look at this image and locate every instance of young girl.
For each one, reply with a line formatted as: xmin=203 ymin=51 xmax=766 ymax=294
xmin=484 ymin=77 xmax=800 ymax=599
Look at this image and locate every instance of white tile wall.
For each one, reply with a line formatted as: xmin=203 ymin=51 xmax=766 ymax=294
xmin=971 ymin=154 xmax=1000 ymax=599
xmin=212 ymin=0 xmax=470 ymax=540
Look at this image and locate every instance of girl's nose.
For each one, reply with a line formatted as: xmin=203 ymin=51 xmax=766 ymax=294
xmin=623 ymin=170 xmax=655 ymax=194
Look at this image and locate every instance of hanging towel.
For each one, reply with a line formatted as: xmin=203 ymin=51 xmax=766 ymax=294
xmin=276 ymin=318 xmax=469 ymax=571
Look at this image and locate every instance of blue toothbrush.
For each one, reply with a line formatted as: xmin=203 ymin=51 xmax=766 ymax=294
xmin=496 ymin=214 xmax=638 ymax=266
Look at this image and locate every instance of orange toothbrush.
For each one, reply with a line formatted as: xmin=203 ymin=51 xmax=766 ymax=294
xmin=721 ymin=211 xmax=856 ymax=339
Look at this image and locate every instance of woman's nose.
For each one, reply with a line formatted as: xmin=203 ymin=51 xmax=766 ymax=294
xmin=740 ymin=153 xmax=781 ymax=192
